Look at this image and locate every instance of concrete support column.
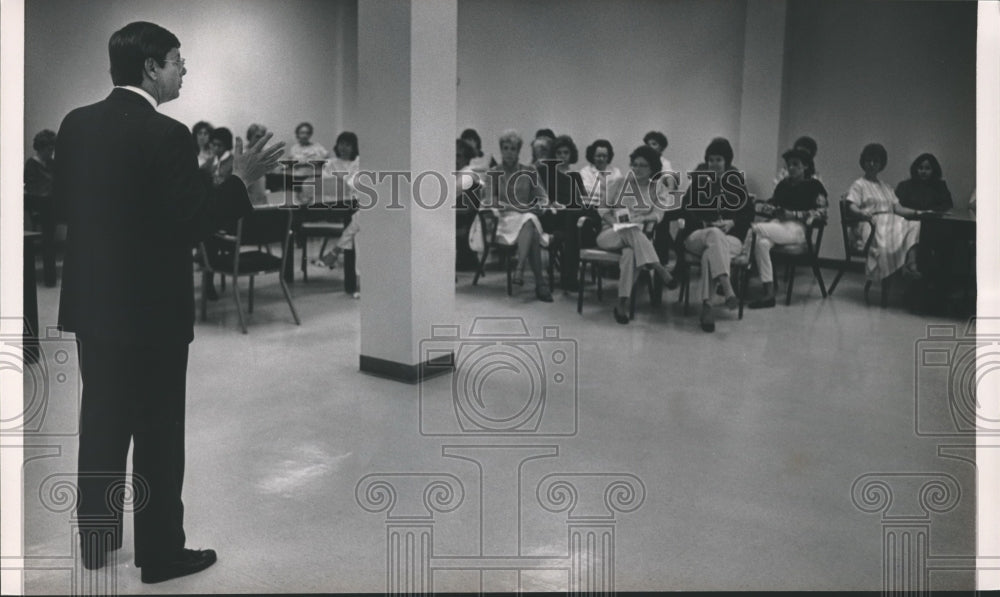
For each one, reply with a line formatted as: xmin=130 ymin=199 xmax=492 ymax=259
xmin=356 ymin=0 xmax=457 ymax=382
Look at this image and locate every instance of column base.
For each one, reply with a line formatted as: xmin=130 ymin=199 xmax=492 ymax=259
xmin=360 ymin=352 xmax=454 ymax=384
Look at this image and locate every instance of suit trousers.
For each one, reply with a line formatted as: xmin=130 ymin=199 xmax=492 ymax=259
xmin=684 ymin=227 xmax=743 ymax=302
xmin=76 ymin=335 xmax=188 ymax=567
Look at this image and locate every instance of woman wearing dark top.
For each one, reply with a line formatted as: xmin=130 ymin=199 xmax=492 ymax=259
xmin=895 ymin=153 xmax=952 ymax=212
xmin=677 ymin=138 xmax=754 ymax=332
xmin=896 ymin=153 xmax=954 ymax=290
xmin=749 ymin=148 xmax=828 ymax=308
xmin=535 ymin=135 xmax=591 ymax=291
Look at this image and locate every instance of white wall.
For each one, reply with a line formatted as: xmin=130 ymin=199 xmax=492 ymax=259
xmin=25 ymin=0 xmax=357 ymax=157
xmin=456 ymin=0 xmax=748 ymax=176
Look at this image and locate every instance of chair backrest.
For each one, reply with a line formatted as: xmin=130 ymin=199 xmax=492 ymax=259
xmin=238 ymin=206 xmax=294 ymax=248
xmin=837 ymin=194 xmax=874 ymax=258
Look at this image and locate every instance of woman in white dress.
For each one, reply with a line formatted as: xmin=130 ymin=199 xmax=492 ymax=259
xmin=486 ymin=129 xmax=554 ymax=302
xmin=844 ymin=143 xmax=927 ymax=282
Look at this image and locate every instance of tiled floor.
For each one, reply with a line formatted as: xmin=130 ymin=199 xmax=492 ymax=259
xmin=20 ymin=250 xmax=976 ymax=593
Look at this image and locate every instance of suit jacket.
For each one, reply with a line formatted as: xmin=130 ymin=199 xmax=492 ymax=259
xmin=56 ymin=88 xmax=253 ymax=345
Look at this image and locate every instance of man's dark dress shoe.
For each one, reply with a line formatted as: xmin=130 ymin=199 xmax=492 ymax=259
xmin=140 ymin=548 xmax=217 ymax=584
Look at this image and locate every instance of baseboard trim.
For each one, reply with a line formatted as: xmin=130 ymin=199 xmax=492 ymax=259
xmin=360 ymin=352 xmax=455 ymax=384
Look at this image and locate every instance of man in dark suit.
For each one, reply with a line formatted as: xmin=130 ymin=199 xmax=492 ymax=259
xmin=55 ymin=21 xmax=284 ymax=584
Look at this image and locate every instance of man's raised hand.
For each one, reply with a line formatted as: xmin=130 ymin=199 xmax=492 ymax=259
xmin=232 ymin=132 xmax=286 ymax=186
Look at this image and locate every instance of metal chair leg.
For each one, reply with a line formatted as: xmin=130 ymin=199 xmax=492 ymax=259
xmin=881 ymin=278 xmax=889 ymax=308
xmin=785 ymin=263 xmax=795 ymax=306
xmin=279 ymin=276 xmax=301 ymax=325
xmin=505 ymin=251 xmax=514 ymax=296
xmin=864 ymin=280 xmax=872 ymax=305
xmin=200 ymin=271 xmax=209 ymax=322
xmin=813 ymin=260 xmax=828 ymax=298
xmin=248 ymin=276 xmax=255 ymax=313
xmin=300 ymin=234 xmax=309 ymax=282
xmin=577 ymin=260 xmax=586 ymax=314
xmin=232 ymin=277 xmax=247 ymax=334
xmin=472 ymin=243 xmax=491 ymax=286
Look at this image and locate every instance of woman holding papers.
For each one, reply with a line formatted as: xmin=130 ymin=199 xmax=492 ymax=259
xmin=677 ymin=138 xmax=754 ymax=332
xmin=595 ymin=145 xmax=674 ymax=324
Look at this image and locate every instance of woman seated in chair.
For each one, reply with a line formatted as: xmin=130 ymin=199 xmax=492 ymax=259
xmin=845 ymin=143 xmax=930 ymax=283
xmin=315 ymin=132 xmax=361 ymax=284
xmin=749 ymin=148 xmax=828 ymax=308
xmin=486 ymin=129 xmax=554 ymax=302
xmin=677 ymin=138 xmax=754 ymax=333
xmin=579 ymin=139 xmax=624 ymax=208
xmin=456 ymin=139 xmax=483 ymax=271
xmin=544 ymin=135 xmax=594 ymax=292
xmin=595 ymin=145 xmax=674 ymax=324
xmin=895 ymin=152 xmax=954 ymax=291
xmin=208 ymin=127 xmax=234 ymax=187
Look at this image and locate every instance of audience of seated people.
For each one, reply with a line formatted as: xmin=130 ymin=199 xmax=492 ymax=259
xmin=595 ymin=145 xmax=675 ymax=324
xmin=177 ymin=113 xmax=967 ymax=324
xmin=749 ymin=147 xmax=828 ymax=308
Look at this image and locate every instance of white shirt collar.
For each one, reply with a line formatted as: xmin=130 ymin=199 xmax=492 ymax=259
xmin=116 ymin=85 xmax=157 ymax=109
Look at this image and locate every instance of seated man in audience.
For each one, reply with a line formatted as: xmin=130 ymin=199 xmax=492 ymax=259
xmin=749 ymin=148 xmax=828 ymax=308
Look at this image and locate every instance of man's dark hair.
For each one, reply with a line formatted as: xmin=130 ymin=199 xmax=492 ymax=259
xmin=109 ymin=21 xmax=180 ymax=87
xmin=209 ymin=127 xmax=233 ymax=152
